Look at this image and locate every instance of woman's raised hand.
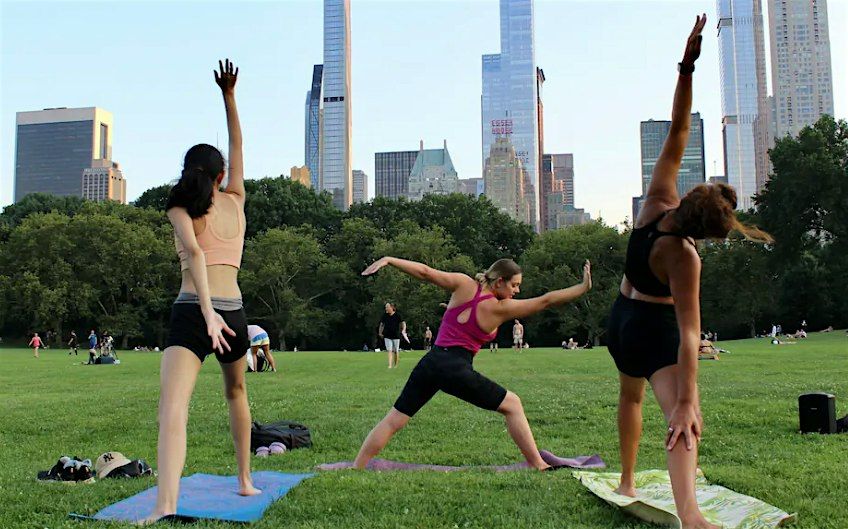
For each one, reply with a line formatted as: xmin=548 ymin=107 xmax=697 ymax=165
xmin=682 ymin=14 xmax=707 ymax=66
xmin=582 ymin=260 xmax=592 ymax=292
xmin=362 ymin=257 xmax=391 ymax=276
xmin=214 ymin=58 xmax=239 ymax=94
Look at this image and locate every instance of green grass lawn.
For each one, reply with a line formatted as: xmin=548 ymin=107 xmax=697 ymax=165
xmin=1 ymin=332 xmax=846 ymax=528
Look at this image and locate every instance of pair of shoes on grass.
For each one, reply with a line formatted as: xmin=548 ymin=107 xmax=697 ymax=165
xmin=255 ymin=442 xmax=287 ymax=458
xmin=37 ymin=456 xmax=95 ymax=483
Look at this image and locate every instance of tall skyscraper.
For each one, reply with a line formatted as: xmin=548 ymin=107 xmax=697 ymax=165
xmin=352 ymin=169 xmax=368 ymax=203
xmin=321 ymin=0 xmax=352 ymax=210
xmin=290 ymin=165 xmax=312 ymax=188
xmin=15 ymin=107 xmax=113 ymax=201
xmin=768 ymin=0 xmax=834 ymax=139
xmin=304 ymin=64 xmax=323 ymax=189
xmin=407 ymin=140 xmax=459 ymax=201
xmin=374 ymin=150 xmax=418 ymax=199
xmin=536 ymin=67 xmax=546 ymax=231
xmin=482 ymin=0 xmax=540 ymax=230
xmin=484 ymin=136 xmax=530 ymax=225
xmin=81 ymin=159 xmax=126 ymax=203
xmin=717 ymin=0 xmax=770 ymax=210
xmin=640 ymin=113 xmax=706 ymax=198
xmin=542 ymin=153 xmax=582 ymax=230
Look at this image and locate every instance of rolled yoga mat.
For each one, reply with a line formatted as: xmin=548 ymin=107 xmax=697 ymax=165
xmin=573 ymin=469 xmax=796 ymax=528
xmin=70 ymin=471 xmax=313 ymax=523
xmin=317 ymin=450 xmax=605 ymax=471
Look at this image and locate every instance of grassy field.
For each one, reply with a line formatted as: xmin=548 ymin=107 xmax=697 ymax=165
xmin=1 ymin=332 xmax=846 ymax=528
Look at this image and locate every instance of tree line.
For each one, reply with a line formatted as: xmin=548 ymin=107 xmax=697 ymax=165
xmin=1 ymin=116 xmax=845 ymax=349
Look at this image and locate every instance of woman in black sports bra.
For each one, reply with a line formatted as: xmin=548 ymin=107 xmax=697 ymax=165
xmin=607 ymin=15 xmax=771 ymax=529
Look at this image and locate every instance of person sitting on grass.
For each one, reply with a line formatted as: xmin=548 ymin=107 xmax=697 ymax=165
xmin=353 ymin=256 xmax=592 ymax=471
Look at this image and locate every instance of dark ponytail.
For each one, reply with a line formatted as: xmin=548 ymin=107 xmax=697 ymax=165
xmin=675 ymin=183 xmax=773 ymax=243
xmin=166 ymin=144 xmax=225 ymax=218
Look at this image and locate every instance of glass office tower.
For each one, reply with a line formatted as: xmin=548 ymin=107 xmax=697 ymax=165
xmin=321 ymin=0 xmax=352 ymax=210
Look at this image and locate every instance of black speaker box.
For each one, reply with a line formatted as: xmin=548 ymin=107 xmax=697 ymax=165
xmin=798 ymin=392 xmax=836 ymax=434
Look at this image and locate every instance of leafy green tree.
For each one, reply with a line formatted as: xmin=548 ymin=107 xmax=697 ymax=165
xmin=0 ymin=213 xmax=86 ymax=338
xmin=132 ymin=184 xmax=172 ymax=211
xmin=757 ymin=116 xmax=848 ymax=258
xmin=0 ymin=193 xmax=86 ymax=238
xmin=244 ymin=177 xmax=341 ymax=239
xmin=520 ymin=222 xmax=627 ymax=346
xmin=67 ymin=213 xmax=177 ymax=348
xmin=699 ymin=239 xmax=776 ymax=338
xmin=348 ymin=193 xmax=534 ymax=268
xmin=365 ymin=223 xmax=476 ymax=346
xmin=240 ymin=227 xmax=350 ymax=350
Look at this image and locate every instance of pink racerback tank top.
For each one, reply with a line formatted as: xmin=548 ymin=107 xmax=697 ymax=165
xmin=434 ymin=283 xmax=497 ymax=354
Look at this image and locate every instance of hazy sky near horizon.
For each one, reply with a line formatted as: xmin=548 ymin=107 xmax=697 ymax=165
xmin=1 ymin=0 xmax=846 ymax=226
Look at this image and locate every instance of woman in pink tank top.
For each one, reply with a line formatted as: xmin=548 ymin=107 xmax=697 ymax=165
xmin=353 ymin=256 xmax=592 ymax=470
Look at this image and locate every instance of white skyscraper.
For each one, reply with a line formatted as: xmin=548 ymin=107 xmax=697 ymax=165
xmin=321 ymin=0 xmax=352 ymax=210
xmin=717 ymin=0 xmax=769 ymax=210
xmin=768 ymin=0 xmax=834 ymax=139
xmin=482 ymin=0 xmax=540 ymax=230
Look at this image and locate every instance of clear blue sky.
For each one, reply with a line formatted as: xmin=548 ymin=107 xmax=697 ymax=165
xmin=2 ymin=0 xmax=846 ymax=225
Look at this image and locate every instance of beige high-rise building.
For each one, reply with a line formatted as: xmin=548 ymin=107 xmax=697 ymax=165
xmin=483 ymin=137 xmax=530 ymax=225
xmin=290 ymin=166 xmax=312 ymax=188
xmin=82 ymin=159 xmax=126 ymax=203
xmin=768 ymin=0 xmax=834 ymax=139
xmin=15 ymin=107 xmax=113 ymax=201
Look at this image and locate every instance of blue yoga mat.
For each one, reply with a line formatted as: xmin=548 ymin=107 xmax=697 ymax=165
xmin=72 ymin=471 xmax=313 ymax=523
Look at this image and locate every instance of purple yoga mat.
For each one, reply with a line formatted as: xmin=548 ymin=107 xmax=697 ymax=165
xmin=316 ymin=450 xmax=605 ymax=471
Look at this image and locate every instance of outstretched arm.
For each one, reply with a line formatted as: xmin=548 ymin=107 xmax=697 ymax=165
xmin=494 ymin=261 xmax=592 ymax=321
xmin=362 ymin=257 xmax=466 ymax=292
xmin=214 ymin=59 xmax=244 ymax=198
xmin=645 ymin=15 xmax=706 ymax=206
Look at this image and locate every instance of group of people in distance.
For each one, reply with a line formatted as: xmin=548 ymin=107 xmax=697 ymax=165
xmin=143 ymin=16 xmax=773 ymax=529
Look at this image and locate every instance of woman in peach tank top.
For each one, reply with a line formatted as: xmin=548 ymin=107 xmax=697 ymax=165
xmin=143 ymin=60 xmax=259 ymax=524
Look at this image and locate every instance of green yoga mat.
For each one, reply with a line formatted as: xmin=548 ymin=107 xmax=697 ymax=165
xmin=573 ymin=469 xmax=796 ymax=528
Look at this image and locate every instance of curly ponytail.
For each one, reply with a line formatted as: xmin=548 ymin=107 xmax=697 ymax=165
xmin=166 ymin=144 xmax=225 ymax=218
xmin=675 ymin=183 xmax=772 ymax=243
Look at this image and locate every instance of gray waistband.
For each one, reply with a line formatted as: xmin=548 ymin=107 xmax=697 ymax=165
xmin=174 ymin=292 xmax=243 ymax=311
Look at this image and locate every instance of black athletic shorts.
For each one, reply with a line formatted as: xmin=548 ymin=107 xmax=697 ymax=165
xmin=393 ymin=345 xmax=508 ymax=417
xmin=165 ymin=303 xmax=248 ymax=364
xmin=607 ymin=294 xmax=679 ymax=379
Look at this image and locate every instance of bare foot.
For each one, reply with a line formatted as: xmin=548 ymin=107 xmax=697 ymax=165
xmin=613 ymin=483 xmax=637 ymax=497
xmin=680 ymin=516 xmax=721 ymax=529
xmin=135 ymin=510 xmax=174 ymax=526
xmin=238 ymin=483 xmax=262 ymax=496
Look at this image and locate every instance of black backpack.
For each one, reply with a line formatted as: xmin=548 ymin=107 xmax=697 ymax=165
xmin=250 ymin=420 xmax=312 ymax=451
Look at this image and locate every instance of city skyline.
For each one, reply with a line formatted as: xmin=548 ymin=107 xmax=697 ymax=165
xmin=2 ymin=1 xmax=846 ymax=226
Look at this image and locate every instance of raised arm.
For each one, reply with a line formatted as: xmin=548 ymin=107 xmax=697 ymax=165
xmin=168 ymin=208 xmax=235 ymax=354
xmin=214 ymin=59 xmax=244 ymax=198
xmin=494 ymin=261 xmax=592 ymax=321
xmin=362 ymin=257 xmax=466 ymax=292
xmin=645 ymin=15 xmax=706 ymax=206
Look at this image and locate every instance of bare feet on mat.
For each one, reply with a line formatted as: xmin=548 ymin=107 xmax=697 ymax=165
xmin=136 ymin=510 xmax=174 ymax=525
xmin=613 ymin=483 xmax=637 ymax=497
xmin=238 ymin=482 xmax=262 ymax=496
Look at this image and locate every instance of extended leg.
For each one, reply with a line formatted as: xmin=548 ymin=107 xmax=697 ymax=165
xmin=497 ymin=391 xmax=549 ymax=470
xmin=353 ymin=408 xmax=410 ymax=469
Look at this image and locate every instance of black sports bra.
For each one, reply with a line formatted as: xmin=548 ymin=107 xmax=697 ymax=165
xmin=624 ymin=211 xmax=693 ymax=297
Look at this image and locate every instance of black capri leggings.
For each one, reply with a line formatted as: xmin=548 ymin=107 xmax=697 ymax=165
xmin=393 ymin=346 xmax=508 ymax=417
